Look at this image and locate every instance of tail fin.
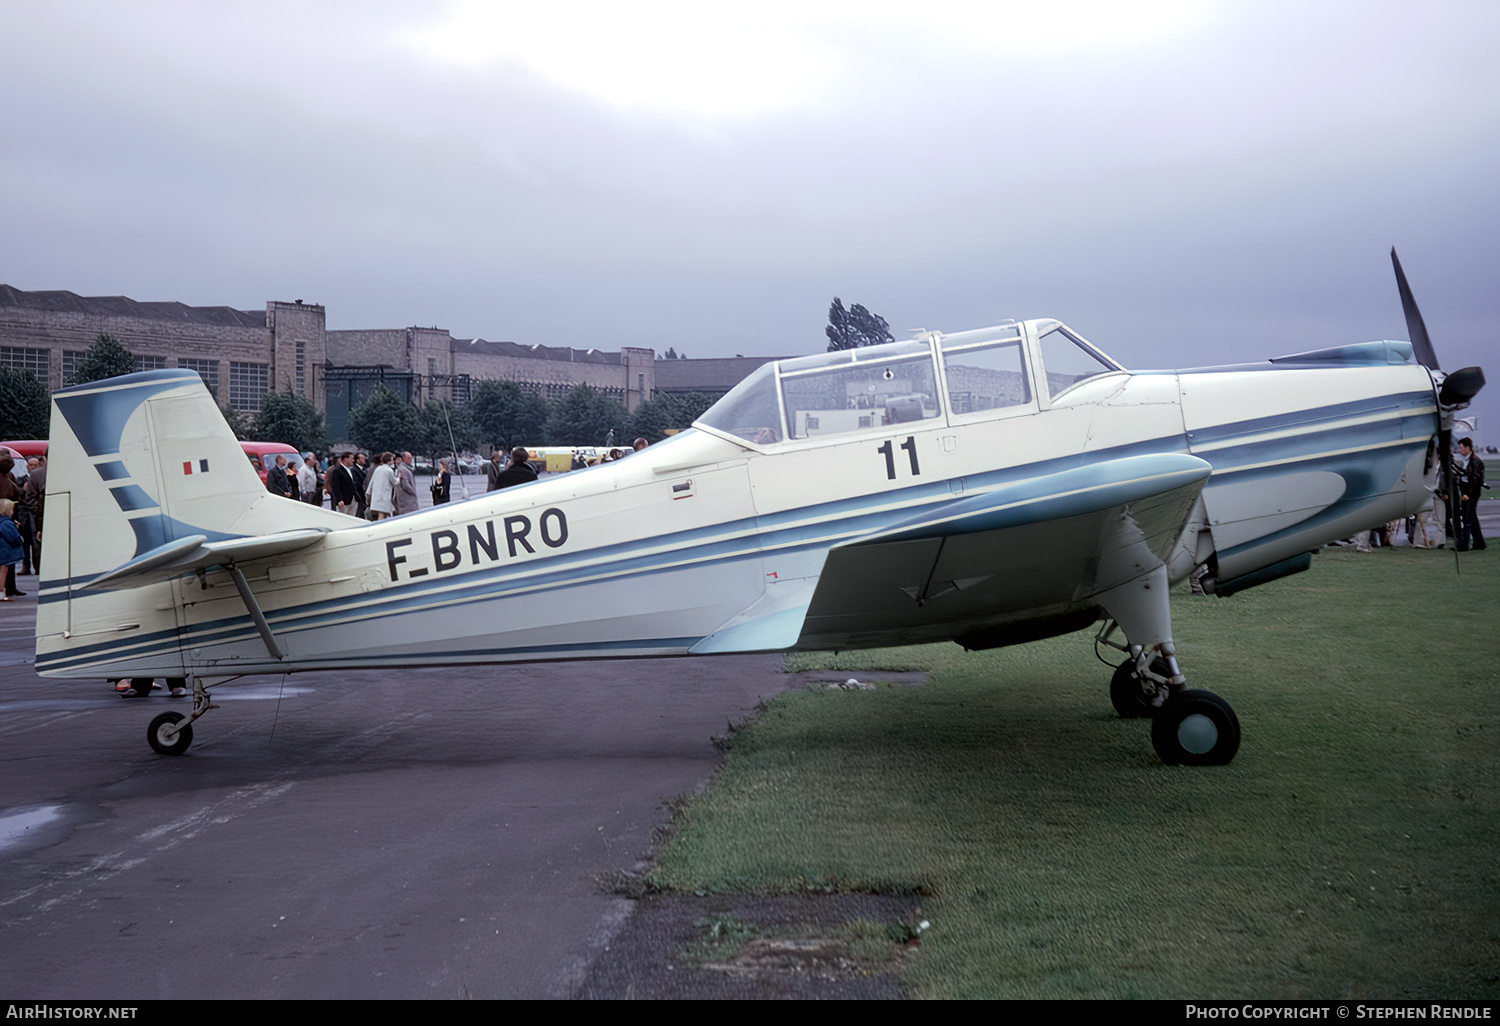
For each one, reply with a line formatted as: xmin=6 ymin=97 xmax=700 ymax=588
xmin=37 ymin=370 xmax=341 ymax=677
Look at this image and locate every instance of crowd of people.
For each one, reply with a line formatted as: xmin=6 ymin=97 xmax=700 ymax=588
xmin=0 ymin=452 xmax=45 ymax=601
xmin=253 ymin=436 xmax=652 ymax=520
xmin=263 ymin=449 xmax=433 ymax=520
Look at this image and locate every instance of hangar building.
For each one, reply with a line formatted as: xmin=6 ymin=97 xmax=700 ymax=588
xmin=0 ymin=286 xmax=780 ymax=441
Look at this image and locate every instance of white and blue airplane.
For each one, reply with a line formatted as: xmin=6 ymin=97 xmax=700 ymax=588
xmin=33 ymin=253 xmax=1483 ymax=765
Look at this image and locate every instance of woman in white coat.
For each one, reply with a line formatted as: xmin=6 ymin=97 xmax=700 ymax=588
xmin=367 ymin=452 xmax=396 ymax=520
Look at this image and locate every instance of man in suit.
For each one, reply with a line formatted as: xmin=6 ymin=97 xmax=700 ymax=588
xmin=351 ymin=452 xmax=369 ymax=518
xmin=1455 ymin=437 xmax=1487 ymax=551
xmin=267 ymin=454 xmax=293 ymax=499
xmin=494 ymin=446 xmax=538 ymax=490
xmin=328 ymin=452 xmax=359 ymax=515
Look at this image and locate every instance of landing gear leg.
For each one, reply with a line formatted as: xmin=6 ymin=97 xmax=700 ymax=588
xmin=144 ymin=676 xmax=231 ymax=756
xmin=1107 ymin=654 xmax=1168 ymax=718
xmin=1096 ymin=564 xmax=1239 ymax=765
xmin=1098 ymin=620 xmax=1177 ymax=718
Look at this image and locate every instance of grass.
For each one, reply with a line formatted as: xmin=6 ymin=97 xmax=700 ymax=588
xmin=649 ymin=548 xmax=1500 ymax=998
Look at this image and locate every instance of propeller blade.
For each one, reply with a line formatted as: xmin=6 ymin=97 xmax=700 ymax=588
xmin=1392 ymin=248 xmax=1439 ymax=370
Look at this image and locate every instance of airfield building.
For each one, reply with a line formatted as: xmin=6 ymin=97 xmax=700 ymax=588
xmin=0 ymin=286 xmax=777 ymax=441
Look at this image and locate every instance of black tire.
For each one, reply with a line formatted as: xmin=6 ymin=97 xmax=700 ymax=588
xmin=1151 ymin=689 xmax=1239 ymax=766
xmin=1110 ymin=658 xmax=1169 ymax=718
xmin=147 ymin=712 xmax=193 ymax=756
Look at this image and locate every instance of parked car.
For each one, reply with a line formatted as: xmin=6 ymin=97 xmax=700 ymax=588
xmin=1 ymin=442 xmax=45 ymax=484
xmin=240 ymin=441 xmax=302 ymax=486
xmin=0 ymin=440 xmax=48 ymax=460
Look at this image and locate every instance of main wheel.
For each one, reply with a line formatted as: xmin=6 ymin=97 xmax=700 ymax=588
xmin=147 ymin=712 xmax=193 ymax=756
xmin=1110 ymin=659 xmax=1168 ymax=718
xmin=1151 ymin=689 xmax=1239 ymax=765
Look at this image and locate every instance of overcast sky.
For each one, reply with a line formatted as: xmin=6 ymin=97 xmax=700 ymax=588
xmin=3 ymin=0 xmax=1496 ymax=432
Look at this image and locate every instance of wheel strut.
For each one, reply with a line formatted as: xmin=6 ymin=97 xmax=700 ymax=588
xmin=143 ymin=676 xmax=230 ymax=755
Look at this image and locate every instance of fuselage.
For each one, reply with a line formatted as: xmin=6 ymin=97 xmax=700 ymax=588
xmin=34 ymin=320 xmax=1438 ymax=680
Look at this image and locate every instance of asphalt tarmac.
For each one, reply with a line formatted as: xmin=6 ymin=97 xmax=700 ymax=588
xmin=0 ymin=589 xmax=795 ymax=1000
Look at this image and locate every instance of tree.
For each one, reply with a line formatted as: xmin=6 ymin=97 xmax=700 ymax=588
xmin=253 ymin=389 xmax=326 ymax=454
xmin=850 ymin=303 xmax=894 ymax=349
xmin=825 ymin=298 xmax=894 ymax=351
xmin=0 ymin=367 xmax=50 ymax=439
xmin=70 ymin=333 xmax=136 ymax=384
xmin=218 ymin=404 xmax=251 ymax=440
xmin=347 ymin=386 xmax=419 ymax=456
xmin=468 ymin=380 xmax=550 ymax=451
xmin=545 ymin=384 xmax=630 ymax=447
xmin=413 ymin=398 xmax=479 ymax=461
xmin=628 ymin=391 xmax=714 ymax=443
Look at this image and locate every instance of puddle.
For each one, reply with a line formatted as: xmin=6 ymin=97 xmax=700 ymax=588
xmin=0 ymin=805 xmax=66 ymax=854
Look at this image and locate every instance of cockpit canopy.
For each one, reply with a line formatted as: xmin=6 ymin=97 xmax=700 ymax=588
xmin=696 ymin=319 xmax=1123 ymax=447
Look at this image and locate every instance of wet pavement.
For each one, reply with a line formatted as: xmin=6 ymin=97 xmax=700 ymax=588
xmin=0 ymin=586 xmax=809 ymax=999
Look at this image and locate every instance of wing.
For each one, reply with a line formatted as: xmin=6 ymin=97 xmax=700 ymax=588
xmin=773 ymin=452 xmax=1211 ymax=652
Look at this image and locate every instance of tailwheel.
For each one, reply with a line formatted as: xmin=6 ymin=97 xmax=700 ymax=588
xmin=1151 ymin=689 xmax=1239 ymax=766
xmin=1110 ymin=658 xmax=1169 ymax=718
xmin=147 ymin=712 xmax=193 ymax=756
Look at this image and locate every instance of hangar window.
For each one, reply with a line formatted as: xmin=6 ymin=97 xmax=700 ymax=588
xmin=228 ymin=361 xmax=269 ymax=412
xmin=0 ymin=346 xmax=49 ymax=382
xmin=179 ymin=358 xmax=219 ymax=394
xmin=61 ymin=350 xmax=86 ymax=386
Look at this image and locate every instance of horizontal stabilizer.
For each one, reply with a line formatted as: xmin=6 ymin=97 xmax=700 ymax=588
xmin=83 ymin=528 xmax=330 ymax=590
